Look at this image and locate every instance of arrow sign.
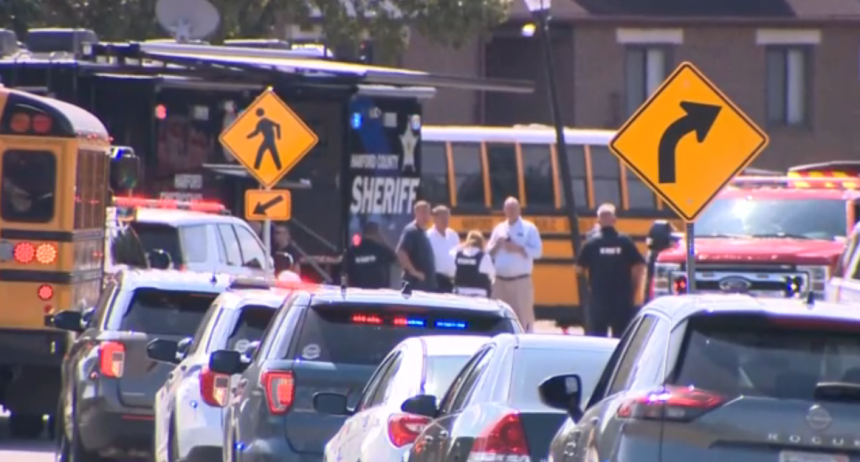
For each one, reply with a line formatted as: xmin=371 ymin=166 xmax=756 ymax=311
xmin=658 ymin=101 xmax=722 ymax=184
xmin=244 ymin=190 xmax=291 ymax=221
xmin=253 ymin=195 xmax=285 ymax=215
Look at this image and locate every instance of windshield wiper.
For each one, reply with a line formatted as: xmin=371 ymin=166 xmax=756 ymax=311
xmin=815 ymin=382 xmax=860 ymax=403
xmin=750 ymin=232 xmax=810 ymax=239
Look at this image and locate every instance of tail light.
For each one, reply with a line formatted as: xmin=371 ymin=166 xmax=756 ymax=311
xmin=13 ymin=242 xmax=35 ymax=263
xmin=262 ymin=371 xmax=294 ymax=414
xmin=470 ymin=413 xmax=529 ymax=457
xmin=388 ymin=413 xmax=431 ymax=447
xmin=199 ymin=366 xmax=231 ymax=407
xmin=616 ymin=385 xmax=725 ymax=422
xmin=673 ymin=275 xmax=688 ymax=294
xmin=99 ymin=341 xmax=126 ymax=378
xmin=37 ymin=284 xmax=54 ymax=301
xmin=35 ymin=243 xmax=57 ymax=264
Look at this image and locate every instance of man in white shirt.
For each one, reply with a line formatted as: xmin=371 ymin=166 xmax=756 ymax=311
xmin=487 ymin=197 xmax=543 ymax=332
xmin=426 ymin=205 xmax=460 ymax=293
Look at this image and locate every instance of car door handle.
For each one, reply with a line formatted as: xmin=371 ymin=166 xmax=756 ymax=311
xmin=438 ymin=430 xmax=449 ymax=440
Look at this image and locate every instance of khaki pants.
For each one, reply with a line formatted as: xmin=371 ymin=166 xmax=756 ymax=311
xmin=492 ymin=276 xmax=535 ymax=332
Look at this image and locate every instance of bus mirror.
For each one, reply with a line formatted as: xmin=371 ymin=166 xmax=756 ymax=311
xmin=110 ymin=150 xmax=140 ymax=190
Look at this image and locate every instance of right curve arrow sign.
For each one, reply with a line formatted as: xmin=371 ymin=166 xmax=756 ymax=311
xmin=658 ymin=101 xmax=722 ymax=184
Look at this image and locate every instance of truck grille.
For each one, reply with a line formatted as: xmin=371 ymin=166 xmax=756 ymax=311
xmin=668 ymin=264 xmax=814 ymax=297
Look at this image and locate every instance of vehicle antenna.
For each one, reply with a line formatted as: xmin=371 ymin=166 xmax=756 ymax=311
xmin=401 ymin=280 xmax=412 ymax=297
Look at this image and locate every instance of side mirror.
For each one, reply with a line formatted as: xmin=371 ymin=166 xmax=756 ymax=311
xmin=51 ymin=310 xmax=84 ymax=333
xmin=646 ymin=220 xmax=675 ymax=253
xmin=208 ymin=350 xmax=244 ymax=375
xmin=538 ymin=374 xmax=583 ymax=421
xmin=400 ymin=394 xmax=438 ymax=418
xmin=313 ymin=392 xmax=352 ymax=416
xmin=176 ymin=337 xmax=192 ymax=357
xmin=110 ymin=149 xmax=140 ymax=190
xmin=146 ymin=339 xmax=180 ymax=364
xmin=148 ymin=249 xmax=173 ymax=270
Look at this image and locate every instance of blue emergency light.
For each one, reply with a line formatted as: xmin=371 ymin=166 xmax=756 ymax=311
xmin=435 ymin=320 xmax=468 ymax=330
xmin=351 ymin=112 xmax=363 ymax=129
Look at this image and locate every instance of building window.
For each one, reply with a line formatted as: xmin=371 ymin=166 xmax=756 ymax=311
xmin=766 ymin=47 xmax=810 ymax=126
xmin=624 ymin=47 xmax=671 ymax=117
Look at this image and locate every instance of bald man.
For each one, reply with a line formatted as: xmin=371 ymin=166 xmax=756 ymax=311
xmin=487 ymin=197 xmax=543 ymax=332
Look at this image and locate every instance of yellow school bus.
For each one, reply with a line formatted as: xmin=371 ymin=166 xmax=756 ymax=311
xmin=420 ymin=124 xmax=683 ymax=325
xmin=0 ymin=87 xmax=111 ymax=435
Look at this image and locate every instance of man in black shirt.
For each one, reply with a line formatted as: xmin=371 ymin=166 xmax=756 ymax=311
xmin=396 ymin=201 xmax=437 ymax=291
xmin=576 ymin=203 xmax=646 ymax=338
xmin=344 ymin=222 xmax=397 ymax=289
xmin=272 ymin=223 xmax=300 ymax=274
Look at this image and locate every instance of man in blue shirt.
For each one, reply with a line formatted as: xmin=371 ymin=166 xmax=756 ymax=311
xmin=396 ymin=201 xmax=437 ymax=291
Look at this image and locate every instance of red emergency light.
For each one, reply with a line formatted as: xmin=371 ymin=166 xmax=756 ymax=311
xmin=113 ymin=197 xmax=228 ymax=214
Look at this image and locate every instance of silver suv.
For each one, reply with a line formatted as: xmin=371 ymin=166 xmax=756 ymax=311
xmin=543 ymin=294 xmax=860 ymax=462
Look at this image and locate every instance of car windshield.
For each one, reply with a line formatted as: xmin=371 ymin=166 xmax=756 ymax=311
xmin=694 ymin=197 xmax=846 ymax=240
xmin=423 ymin=355 xmax=473 ymax=397
xmin=672 ymin=314 xmax=860 ymax=401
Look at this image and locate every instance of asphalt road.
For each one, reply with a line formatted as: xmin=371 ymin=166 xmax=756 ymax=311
xmin=0 ymin=322 xmax=579 ymax=461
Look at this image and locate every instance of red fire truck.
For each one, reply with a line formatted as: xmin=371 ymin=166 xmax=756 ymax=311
xmin=652 ymin=162 xmax=860 ymax=300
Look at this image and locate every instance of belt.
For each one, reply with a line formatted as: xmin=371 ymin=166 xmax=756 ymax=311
xmin=496 ymin=274 xmax=531 ymax=281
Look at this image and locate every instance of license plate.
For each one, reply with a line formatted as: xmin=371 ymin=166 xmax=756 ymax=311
xmin=779 ymin=451 xmax=849 ymax=462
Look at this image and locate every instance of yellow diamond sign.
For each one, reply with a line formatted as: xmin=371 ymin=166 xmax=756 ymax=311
xmin=220 ymin=89 xmax=319 ymax=189
xmin=609 ymin=62 xmax=769 ymax=222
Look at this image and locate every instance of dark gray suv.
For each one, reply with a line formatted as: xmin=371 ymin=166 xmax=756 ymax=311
xmin=542 ymin=294 xmax=860 ymax=462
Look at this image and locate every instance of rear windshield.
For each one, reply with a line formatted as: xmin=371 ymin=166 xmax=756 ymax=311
xmin=672 ymin=314 xmax=860 ymax=401
xmin=129 ymin=222 xmax=183 ymax=265
xmin=119 ymin=289 xmax=217 ymax=336
xmin=293 ymin=305 xmax=515 ymax=365
xmin=225 ymin=305 xmax=275 ymax=353
xmin=510 ymin=346 xmax=614 ymax=408
xmin=423 ymin=355 xmax=472 ymax=397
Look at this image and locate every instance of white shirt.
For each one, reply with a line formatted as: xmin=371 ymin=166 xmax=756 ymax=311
xmin=427 ymin=226 xmax=460 ymax=277
xmin=487 ymin=217 xmax=543 ymax=278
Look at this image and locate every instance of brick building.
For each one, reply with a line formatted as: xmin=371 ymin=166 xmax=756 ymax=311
xmin=399 ymin=0 xmax=860 ymax=170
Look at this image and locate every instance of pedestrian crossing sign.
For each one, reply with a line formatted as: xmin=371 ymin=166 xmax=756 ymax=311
xmin=219 ymin=88 xmax=319 ymax=189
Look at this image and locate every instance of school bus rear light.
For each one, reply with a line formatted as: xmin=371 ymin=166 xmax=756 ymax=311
xmin=37 ymin=284 xmax=54 ymax=301
xmin=13 ymin=242 xmax=35 ymax=264
xmin=36 ymin=243 xmax=57 ymax=264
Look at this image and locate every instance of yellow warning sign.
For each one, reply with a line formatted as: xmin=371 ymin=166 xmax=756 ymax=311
xmin=245 ymin=190 xmax=292 ymax=221
xmin=220 ymin=89 xmax=319 ymax=189
xmin=609 ymin=62 xmax=769 ymax=222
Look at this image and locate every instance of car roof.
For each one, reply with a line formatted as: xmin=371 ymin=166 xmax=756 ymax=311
xmin=216 ymin=288 xmax=291 ymax=310
xmin=647 ymin=294 xmax=860 ymax=326
xmin=495 ymin=333 xmax=619 ymax=351
xmin=117 ymin=268 xmax=231 ymax=292
xmin=304 ymin=287 xmax=511 ymax=314
xmin=131 ymin=208 xmax=243 ymax=226
xmin=410 ymin=335 xmax=490 ymax=357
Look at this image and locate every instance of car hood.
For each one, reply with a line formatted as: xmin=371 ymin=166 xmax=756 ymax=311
xmin=656 ymin=237 xmax=843 ymax=264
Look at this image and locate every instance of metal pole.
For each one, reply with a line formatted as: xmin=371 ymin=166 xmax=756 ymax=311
xmin=686 ymin=222 xmax=696 ymax=292
xmin=261 ymin=185 xmax=272 ymax=255
xmin=537 ymin=11 xmax=585 ymax=299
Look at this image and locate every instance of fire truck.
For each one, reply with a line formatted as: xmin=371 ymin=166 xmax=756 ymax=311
xmin=652 ymin=162 xmax=860 ymax=300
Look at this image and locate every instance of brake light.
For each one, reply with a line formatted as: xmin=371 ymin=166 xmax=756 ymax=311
xmin=37 ymin=284 xmax=54 ymax=301
xmin=352 ymin=314 xmax=383 ymax=325
xmin=14 ymin=242 xmax=35 ymax=263
xmin=470 ymin=413 xmax=528 ymax=457
xmin=388 ymin=413 xmax=431 ymax=447
xmin=199 ymin=366 xmax=231 ymax=407
xmin=616 ymin=385 xmax=725 ymax=422
xmin=35 ymin=243 xmax=57 ymax=264
xmin=98 ymin=341 xmax=126 ymax=378
xmin=262 ymin=371 xmax=294 ymax=414
xmin=673 ymin=275 xmax=688 ymax=294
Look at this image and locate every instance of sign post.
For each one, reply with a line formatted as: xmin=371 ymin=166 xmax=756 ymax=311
xmin=608 ymin=62 xmax=769 ymax=294
xmin=219 ymin=87 xmax=319 ymax=261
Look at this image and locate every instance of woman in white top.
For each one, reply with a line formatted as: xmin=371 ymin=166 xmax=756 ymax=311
xmin=449 ymin=230 xmax=495 ymax=297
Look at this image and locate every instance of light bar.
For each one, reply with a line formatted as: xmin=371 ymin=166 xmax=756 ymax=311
xmin=228 ymin=276 xmax=319 ymax=291
xmin=730 ymin=176 xmax=859 ymax=190
xmin=350 ymin=314 xmax=467 ymax=330
xmin=113 ymin=197 xmax=229 ymax=214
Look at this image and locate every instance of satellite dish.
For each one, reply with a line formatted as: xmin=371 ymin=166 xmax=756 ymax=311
xmin=156 ymin=0 xmax=221 ymax=42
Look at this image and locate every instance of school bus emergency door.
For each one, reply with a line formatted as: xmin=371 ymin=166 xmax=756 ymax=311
xmin=420 ymin=125 xmax=682 ymax=325
xmin=0 ymin=87 xmax=111 ymax=435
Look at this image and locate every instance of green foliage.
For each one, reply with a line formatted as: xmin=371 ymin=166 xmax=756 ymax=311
xmin=0 ymin=0 xmax=510 ymax=61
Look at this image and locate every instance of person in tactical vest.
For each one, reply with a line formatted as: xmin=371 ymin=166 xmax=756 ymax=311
xmin=451 ymin=230 xmax=495 ymax=297
xmin=345 ymin=222 xmax=397 ymax=289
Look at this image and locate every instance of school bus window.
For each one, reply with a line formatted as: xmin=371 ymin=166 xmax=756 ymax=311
xmin=590 ymin=145 xmax=621 ymax=207
xmin=0 ymin=150 xmax=56 ymax=223
xmin=486 ymin=143 xmax=520 ymax=207
xmin=74 ymin=153 xmax=84 ymax=228
xmin=420 ymin=142 xmax=449 ymax=205
xmin=521 ymin=144 xmax=554 ymax=208
xmin=451 ymin=142 xmax=485 ymax=208
xmin=558 ymin=144 xmax=588 ymax=209
xmin=626 ymin=168 xmax=656 ymax=209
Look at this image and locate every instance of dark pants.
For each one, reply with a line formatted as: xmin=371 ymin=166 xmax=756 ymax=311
xmin=403 ymin=274 xmax=437 ymax=292
xmin=436 ymin=274 xmax=454 ymax=293
xmin=585 ymin=299 xmax=636 ymax=338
